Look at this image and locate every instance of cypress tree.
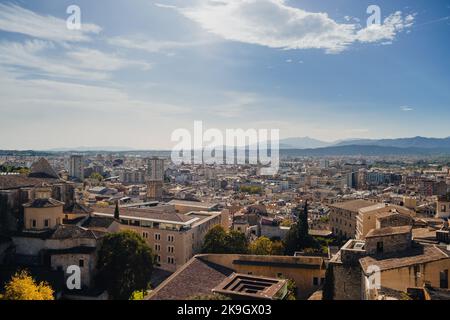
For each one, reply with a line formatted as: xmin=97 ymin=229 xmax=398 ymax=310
xmin=114 ymin=201 xmax=120 ymax=220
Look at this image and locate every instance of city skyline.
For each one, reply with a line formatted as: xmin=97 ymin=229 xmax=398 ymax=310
xmin=0 ymin=0 xmax=449 ymax=150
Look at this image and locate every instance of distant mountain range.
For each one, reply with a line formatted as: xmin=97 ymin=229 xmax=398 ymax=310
xmin=3 ymin=136 xmax=450 ymax=157
xmin=45 ymin=146 xmax=138 ymax=152
xmin=280 ymin=145 xmax=450 ymax=157
xmin=279 ymin=136 xmax=450 ymax=150
xmin=333 ymin=136 xmax=450 ymax=149
xmin=279 ymin=137 xmax=332 ymax=149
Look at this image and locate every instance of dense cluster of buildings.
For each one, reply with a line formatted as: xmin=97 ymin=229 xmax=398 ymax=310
xmin=1 ymin=153 xmax=450 ymax=300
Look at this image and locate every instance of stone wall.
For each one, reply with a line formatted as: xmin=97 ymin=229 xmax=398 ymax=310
xmin=329 ymin=262 xmax=362 ymax=300
xmin=365 ymin=232 xmax=411 ymax=255
xmin=376 ymin=215 xmax=413 ymax=229
xmin=51 ymin=252 xmax=96 ymax=288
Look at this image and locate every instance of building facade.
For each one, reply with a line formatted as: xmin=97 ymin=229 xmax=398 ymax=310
xmin=69 ymin=155 xmax=84 ymax=181
xmin=93 ymin=205 xmax=225 ymax=272
xmin=329 ymin=199 xmax=374 ymax=239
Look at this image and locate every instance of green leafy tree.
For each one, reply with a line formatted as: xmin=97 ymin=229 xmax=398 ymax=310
xmin=202 ymin=225 xmax=228 ymax=254
xmin=239 ymin=185 xmax=263 ymax=194
xmin=226 ymin=230 xmax=248 ymax=254
xmin=249 ymin=237 xmax=273 ymax=255
xmin=271 ymin=240 xmax=285 ymax=255
xmin=285 ymin=279 xmax=297 ymax=300
xmin=280 ymin=219 xmax=292 ymax=227
xmin=284 ymin=201 xmax=319 ymax=255
xmin=90 ymin=172 xmax=104 ymax=181
xmin=202 ymin=225 xmax=248 ymax=254
xmin=249 ymin=237 xmax=285 ymax=256
xmin=97 ymin=231 xmax=155 ymax=300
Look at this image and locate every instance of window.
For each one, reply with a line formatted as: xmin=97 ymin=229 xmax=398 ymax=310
xmin=440 ymin=270 xmax=448 ymax=289
xmin=44 ymin=219 xmax=50 ymax=228
xmin=167 ymin=235 xmax=174 ymax=242
xmin=79 ymin=259 xmax=84 ymax=268
xmin=376 ymin=241 xmax=384 ymax=254
xmin=142 ymin=232 xmax=149 ymax=239
xmin=31 ymin=219 xmax=37 ymax=228
xmin=313 ymin=277 xmax=319 ymax=286
xmin=154 ymin=244 xmax=161 ymax=252
xmin=167 ymin=257 xmax=175 ymax=264
xmin=155 ymin=233 xmax=161 ymax=241
xmin=167 ymin=246 xmax=174 ymax=253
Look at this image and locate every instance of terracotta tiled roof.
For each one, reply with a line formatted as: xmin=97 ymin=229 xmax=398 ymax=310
xmin=365 ymin=225 xmax=412 ymax=238
xmin=23 ymin=198 xmax=64 ymax=208
xmin=29 ymin=158 xmax=59 ymax=179
xmin=148 ymin=256 xmax=234 ymax=300
xmin=360 ymin=245 xmax=449 ymax=273
xmin=93 ymin=206 xmax=194 ymax=223
xmin=82 ymin=216 xmax=116 ymax=229
xmin=329 ymin=199 xmax=374 ymax=212
xmin=0 ymin=175 xmax=60 ymax=190
xmin=50 ymin=225 xmax=101 ymax=240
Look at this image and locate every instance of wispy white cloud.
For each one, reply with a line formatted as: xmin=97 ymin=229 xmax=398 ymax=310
xmin=356 ymin=12 xmax=415 ymax=43
xmin=0 ymin=3 xmax=101 ymax=42
xmin=0 ymin=40 xmax=109 ymax=81
xmin=0 ymin=67 xmax=191 ymax=116
xmin=67 ymin=48 xmax=152 ymax=71
xmin=108 ymin=35 xmax=210 ymax=53
xmin=154 ymin=3 xmax=178 ymax=10
xmin=205 ymin=91 xmax=259 ymax=118
xmin=168 ymin=0 xmax=415 ymax=53
xmin=0 ymin=68 xmax=193 ymax=149
xmin=0 ymin=40 xmax=151 ymax=82
xmin=400 ymin=105 xmax=414 ymax=111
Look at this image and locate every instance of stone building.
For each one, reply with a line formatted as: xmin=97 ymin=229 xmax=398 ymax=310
xmin=436 ymin=194 xmax=450 ymax=219
xmin=325 ymin=225 xmax=450 ymax=300
xmin=23 ymin=198 xmax=65 ymax=230
xmin=356 ymin=203 xmax=414 ymax=239
xmin=0 ymin=174 xmax=75 ymax=232
xmin=148 ymin=254 xmax=326 ymax=300
xmin=93 ymin=203 xmax=226 ymax=272
xmin=329 ymin=199 xmax=374 ymax=239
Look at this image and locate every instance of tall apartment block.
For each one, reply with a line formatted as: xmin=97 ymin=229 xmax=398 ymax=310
xmin=69 ymin=155 xmax=84 ymax=181
xmin=145 ymin=157 xmax=165 ymax=200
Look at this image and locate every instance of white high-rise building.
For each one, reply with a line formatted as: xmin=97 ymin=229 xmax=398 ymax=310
xmin=69 ymin=155 xmax=84 ymax=181
xmin=319 ymin=159 xmax=329 ymax=169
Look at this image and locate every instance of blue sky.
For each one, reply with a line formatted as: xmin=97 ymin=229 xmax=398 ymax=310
xmin=0 ymin=0 xmax=449 ymax=149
